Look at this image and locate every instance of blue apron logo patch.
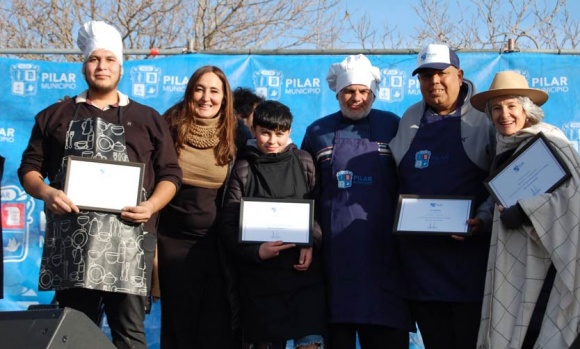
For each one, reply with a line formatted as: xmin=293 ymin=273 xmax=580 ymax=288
xmin=336 ymin=170 xmax=353 ymax=189
xmin=415 ymin=150 xmax=431 ymax=169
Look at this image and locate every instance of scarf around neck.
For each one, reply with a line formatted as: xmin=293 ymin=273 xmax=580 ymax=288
xmin=496 ymin=122 xmax=562 ymax=154
xmin=185 ymin=116 xmax=220 ymax=149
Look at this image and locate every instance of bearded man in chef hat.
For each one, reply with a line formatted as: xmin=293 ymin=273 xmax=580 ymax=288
xmin=18 ymin=21 xmax=182 ymax=349
xmin=300 ymin=55 xmax=415 ymax=348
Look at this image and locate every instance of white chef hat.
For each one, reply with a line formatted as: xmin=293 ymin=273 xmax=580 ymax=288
xmin=77 ymin=21 xmax=123 ymax=66
xmin=326 ymin=54 xmax=381 ymax=93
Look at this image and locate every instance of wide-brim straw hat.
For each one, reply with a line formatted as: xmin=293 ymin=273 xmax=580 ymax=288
xmin=471 ymin=71 xmax=548 ymax=112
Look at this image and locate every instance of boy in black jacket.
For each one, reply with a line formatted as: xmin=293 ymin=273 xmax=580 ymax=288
xmin=221 ymin=100 xmax=325 ymax=349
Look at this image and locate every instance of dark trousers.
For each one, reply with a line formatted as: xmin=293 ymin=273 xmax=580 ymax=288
xmin=327 ymin=323 xmax=408 ymax=349
xmin=411 ymin=301 xmax=482 ymax=349
xmin=158 ymin=233 xmax=235 ymax=349
xmin=56 ymin=288 xmax=147 ymax=349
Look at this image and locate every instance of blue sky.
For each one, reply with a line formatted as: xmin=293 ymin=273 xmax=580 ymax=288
xmin=341 ymin=0 xmax=580 ymax=48
xmin=343 ymin=0 xmax=415 ymax=32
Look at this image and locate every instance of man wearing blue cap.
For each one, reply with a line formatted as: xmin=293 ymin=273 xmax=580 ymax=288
xmin=389 ymin=44 xmax=495 ymax=349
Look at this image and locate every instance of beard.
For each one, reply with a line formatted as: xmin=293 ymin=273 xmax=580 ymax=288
xmin=87 ymin=75 xmax=121 ymax=94
xmin=83 ymin=64 xmax=122 ymax=95
xmin=339 ymin=102 xmax=372 ymax=120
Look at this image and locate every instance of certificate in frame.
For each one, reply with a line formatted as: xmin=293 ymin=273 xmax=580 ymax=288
xmin=393 ymin=195 xmax=475 ymax=236
xmin=63 ymin=156 xmax=145 ymax=213
xmin=484 ymin=132 xmax=571 ymax=207
xmin=239 ymin=198 xmax=314 ymax=245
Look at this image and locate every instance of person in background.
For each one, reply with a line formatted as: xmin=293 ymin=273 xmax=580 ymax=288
xmin=221 ymin=100 xmax=325 ymax=349
xmin=389 ymin=43 xmax=496 ymax=349
xmin=18 ymin=21 xmax=182 ymax=349
xmin=233 ymin=87 xmax=265 ymax=129
xmin=157 ymin=65 xmax=252 ymax=349
xmin=471 ymin=71 xmax=580 ymax=349
xmin=301 ymin=54 xmax=414 ymax=349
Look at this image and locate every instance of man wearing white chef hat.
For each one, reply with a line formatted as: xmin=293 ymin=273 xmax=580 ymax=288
xmin=18 ymin=21 xmax=182 ymax=348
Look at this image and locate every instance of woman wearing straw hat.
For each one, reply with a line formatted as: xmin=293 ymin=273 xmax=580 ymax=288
xmin=471 ymin=71 xmax=580 ymax=348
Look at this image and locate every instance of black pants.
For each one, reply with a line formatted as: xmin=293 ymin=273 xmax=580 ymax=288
xmin=327 ymin=323 xmax=409 ymax=349
xmin=411 ymin=301 xmax=482 ymax=349
xmin=157 ymin=233 xmax=235 ymax=349
xmin=56 ymin=288 xmax=147 ymax=349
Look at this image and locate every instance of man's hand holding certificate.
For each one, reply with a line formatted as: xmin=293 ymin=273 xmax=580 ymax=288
xmin=64 ymin=156 xmax=144 ymax=213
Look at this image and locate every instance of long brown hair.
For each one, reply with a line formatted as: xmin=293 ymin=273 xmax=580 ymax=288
xmin=163 ymin=66 xmax=237 ymax=166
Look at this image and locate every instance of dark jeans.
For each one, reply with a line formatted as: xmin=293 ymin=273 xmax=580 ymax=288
xmin=327 ymin=323 xmax=408 ymax=349
xmin=56 ymin=288 xmax=147 ymax=349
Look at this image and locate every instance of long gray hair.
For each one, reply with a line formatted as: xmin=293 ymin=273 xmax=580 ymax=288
xmin=484 ymin=95 xmax=544 ymax=125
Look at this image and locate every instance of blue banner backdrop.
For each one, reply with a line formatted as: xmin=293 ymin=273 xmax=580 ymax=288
xmin=1 ymin=52 xmax=579 ymax=348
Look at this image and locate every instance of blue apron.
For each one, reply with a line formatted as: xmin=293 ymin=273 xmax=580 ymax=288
xmin=320 ymin=116 xmax=412 ymax=329
xmin=398 ymin=116 xmax=490 ymax=302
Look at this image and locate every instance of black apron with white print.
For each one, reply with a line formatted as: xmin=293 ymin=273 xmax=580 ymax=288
xmin=38 ymin=105 xmax=148 ymax=296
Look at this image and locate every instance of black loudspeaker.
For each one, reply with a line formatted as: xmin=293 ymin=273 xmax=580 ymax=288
xmin=0 ymin=307 xmax=116 ymax=348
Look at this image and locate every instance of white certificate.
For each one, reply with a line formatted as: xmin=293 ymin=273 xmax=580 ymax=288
xmin=239 ymin=198 xmax=313 ymax=245
xmin=394 ymin=195 xmax=474 ymax=235
xmin=64 ymin=156 xmax=145 ymax=213
xmin=484 ymin=132 xmax=571 ymax=207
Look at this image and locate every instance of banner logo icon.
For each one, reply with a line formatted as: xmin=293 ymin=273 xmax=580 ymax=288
xmin=378 ymin=68 xmax=405 ymax=103
xmin=2 ymin=185 xmax=36 ymax=263
xmin=10 ymin=63 xmax=39 ymax=97
xmin=131 ymin=65 xmax=162 ymax=99
xmin=253 ymin=69 xmax=283 ymax=100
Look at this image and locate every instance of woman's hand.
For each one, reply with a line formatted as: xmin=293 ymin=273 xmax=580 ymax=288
xmin=499 ymin=203 xmax=530 ymax=229
xmin=120 ymin=200 xmax=155 ymax=223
